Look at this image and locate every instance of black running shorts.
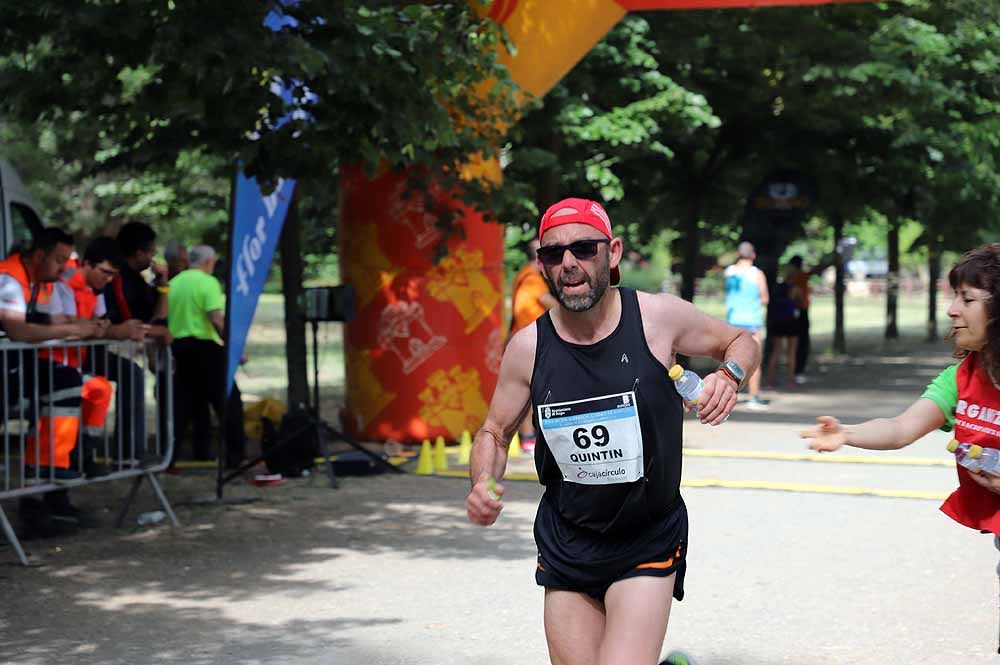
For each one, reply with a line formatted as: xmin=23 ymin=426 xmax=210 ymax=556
xmin=533 ymin=495 xmax=689 ymax=603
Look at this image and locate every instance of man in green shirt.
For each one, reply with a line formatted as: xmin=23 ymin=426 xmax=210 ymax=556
xmin=168 ymin=245 xmax=247 ymax=468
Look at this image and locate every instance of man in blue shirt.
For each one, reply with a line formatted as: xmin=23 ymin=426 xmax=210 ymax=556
xmin=724 ymin=241 xmax=769 ymax=411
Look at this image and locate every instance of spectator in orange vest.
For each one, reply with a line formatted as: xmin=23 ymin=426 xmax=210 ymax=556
xmin=509 ymin=238 xmax=556 ymax=453
xmin=49 ymin=237 xmax=149 ymax=474
xmin=0 ymin=228 xmax=103 ymax=530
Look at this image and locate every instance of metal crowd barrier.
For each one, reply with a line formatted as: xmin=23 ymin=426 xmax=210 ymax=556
xmin=0 ymin=338 xmax=177 ymax=566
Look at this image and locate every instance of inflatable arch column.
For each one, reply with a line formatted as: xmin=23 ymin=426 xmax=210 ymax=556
xmin=339 ymin=0 xmax=873 ymax=444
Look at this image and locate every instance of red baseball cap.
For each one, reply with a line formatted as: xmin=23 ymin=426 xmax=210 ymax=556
xmin=538 ymin=197 xmax=619 ymax=286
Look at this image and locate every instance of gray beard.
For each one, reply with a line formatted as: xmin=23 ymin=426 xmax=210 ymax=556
xmin=548 ymin=264 xmax=611 ymax=312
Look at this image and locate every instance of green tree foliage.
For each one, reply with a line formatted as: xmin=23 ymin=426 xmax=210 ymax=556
xmin=497 ymin=1 xmax=1000 ymax=309
xmin=1 ymin=1 xmax=517 ymax=220
xmin=1 ymin=1 xmax=520 ymax=404
xmin=0 ymin=118 xmax=228 ymax=244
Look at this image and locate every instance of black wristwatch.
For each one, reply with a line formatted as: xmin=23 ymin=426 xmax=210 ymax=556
xmin=717 ymin=359 xmax=745 ymax=388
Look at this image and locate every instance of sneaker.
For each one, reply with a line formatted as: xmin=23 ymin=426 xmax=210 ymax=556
xmin=661 ymin=651 xmax=699 ymax=665
xmin=745 ymin=397 xmax=769 ymax=412
xmin=795 ymin=374 xmax=808 ymax=385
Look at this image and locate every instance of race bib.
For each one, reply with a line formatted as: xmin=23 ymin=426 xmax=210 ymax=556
xmin=538 ymin=391 xmax=644 ymax=485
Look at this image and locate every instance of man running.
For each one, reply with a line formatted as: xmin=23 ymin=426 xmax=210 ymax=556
xmin=466 ymin=198 xmax=760 ymax=665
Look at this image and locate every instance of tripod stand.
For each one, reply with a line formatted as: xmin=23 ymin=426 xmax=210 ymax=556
xmin=220 ymin=317 xmax=401 ymax=489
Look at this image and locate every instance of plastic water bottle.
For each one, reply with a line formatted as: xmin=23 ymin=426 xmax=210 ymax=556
xmin=947 ymin=439 xmax=980 ymax=471
xmin=968 ymin=445 xmax=1000 ymax=476
xmin=137 ymin=510 xmax=166 ymax=526
xmin=669 ymin=364 xmax=704 ymax=410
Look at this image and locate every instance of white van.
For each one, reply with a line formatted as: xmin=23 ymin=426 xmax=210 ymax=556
xmin=0 ymin=158 xmax=45 ymax=258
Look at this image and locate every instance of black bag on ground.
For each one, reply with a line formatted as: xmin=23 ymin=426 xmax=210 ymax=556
xmin=261 ymin=404 xmax=320 ymax=477
xmin=330 ymin=450 xmax=389 ymax=476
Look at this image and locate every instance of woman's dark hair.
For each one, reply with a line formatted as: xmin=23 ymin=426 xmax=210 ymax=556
xmin=82 ymin=236 xmax=123 ymax=269
xmin=116 ymin=221 xmax=156 ymax=257
xmin=948 ymin=243 xmax=1000 ymax=378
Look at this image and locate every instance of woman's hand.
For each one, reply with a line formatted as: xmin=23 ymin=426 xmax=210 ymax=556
xmin=801 ymin=416 xmax=847 ymax=453
xmin=967 ymin=468 xmax=1000 ymax=496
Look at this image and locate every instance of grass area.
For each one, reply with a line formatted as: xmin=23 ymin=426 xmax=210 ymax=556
xmin=237 ymin=294 xmax=344 ymax=402
xmin=238 ymin=291 xmax=951 ymax=404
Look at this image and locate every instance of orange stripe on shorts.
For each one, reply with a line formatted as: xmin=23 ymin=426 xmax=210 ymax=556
xmin=635 ymin=558 xmax=674 ymax=570
xmin=635 ymin=546 xmax=683 ymax=571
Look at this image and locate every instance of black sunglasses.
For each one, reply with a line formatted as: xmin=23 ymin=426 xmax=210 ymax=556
xmin=536 ymin=239 xmax=611 ymax=266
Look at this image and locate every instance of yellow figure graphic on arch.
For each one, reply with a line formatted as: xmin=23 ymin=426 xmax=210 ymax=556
xmin=426 ymin=247 xmax=500 ymax=334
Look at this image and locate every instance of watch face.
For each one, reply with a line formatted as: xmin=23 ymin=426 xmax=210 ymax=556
xmin=724 ymin=360 xmax=745 ymax=381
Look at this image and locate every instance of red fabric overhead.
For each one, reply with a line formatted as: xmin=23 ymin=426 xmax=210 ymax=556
xmin=617 ymin=0 xmax=874 ymax=8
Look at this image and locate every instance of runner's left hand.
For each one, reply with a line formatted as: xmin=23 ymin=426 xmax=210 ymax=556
xmin=697 ymin=371 xmax=737 ymax=426
xmin=967 ymin=469 xmax=1000 ymax=496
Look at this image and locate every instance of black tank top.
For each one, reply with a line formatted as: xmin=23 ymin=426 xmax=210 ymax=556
xmin=530 ymin=287 xmax=684 ymax=535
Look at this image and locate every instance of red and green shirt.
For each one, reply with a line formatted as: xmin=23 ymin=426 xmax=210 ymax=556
xmin=923 ymin=353 xmax=1000 ymax=534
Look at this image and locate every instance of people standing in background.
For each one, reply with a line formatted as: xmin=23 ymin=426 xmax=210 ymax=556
xmin=106 ymin=222 xmax=170 ymax=341
xmin=764 ymin=262 xmax=803 ymax=389
xmin=168 ymin=245 xmax=247 ymax=469
xmin=787 ymin=255 xmax=828 ymax=385
xmin=724 ymin=241 xmax=769 ymax=411
xmin=102 ymin=222 xmax=170 ymax=460
xmin=508 ymin=238 xmax=556 ymax=453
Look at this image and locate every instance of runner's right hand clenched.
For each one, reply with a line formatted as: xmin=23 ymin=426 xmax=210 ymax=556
xmin=466 ymin=472 xmax=504 ymax=526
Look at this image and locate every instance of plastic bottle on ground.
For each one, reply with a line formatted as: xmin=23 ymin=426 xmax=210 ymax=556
xmin=668 ymin=364 xmax=704 ymax=411
xmin=967 ymin=445 xmax=1000 ymax=475
xmin=137 ymin=510 xmax=166 ymax=526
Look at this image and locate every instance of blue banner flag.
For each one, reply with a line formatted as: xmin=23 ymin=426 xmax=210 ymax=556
xmin=227 ymin=173 xmax=296 ymax=395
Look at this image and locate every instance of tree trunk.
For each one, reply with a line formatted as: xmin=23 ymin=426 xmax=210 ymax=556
xmin=280 ymin=202 xmax=309 ymax=408
xmin=679 ymin=194 xmax=702 ymax=303
xmin=927 ymin=238 xmax=940 ymax=342
xmin=885 ymin=218 xmax=899 ymax=340
xmin=833 ymin=213 xmax=846 ymax=354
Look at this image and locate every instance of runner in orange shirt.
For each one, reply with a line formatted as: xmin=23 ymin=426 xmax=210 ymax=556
xmin=508 ymin=238 xmax=556 ymax=452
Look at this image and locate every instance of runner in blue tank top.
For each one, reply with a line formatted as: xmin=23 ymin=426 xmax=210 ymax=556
xmin=466 ymin=197 xmax=761 ymax=665
xmin=724 ymin=241 xmax=769 ymax=410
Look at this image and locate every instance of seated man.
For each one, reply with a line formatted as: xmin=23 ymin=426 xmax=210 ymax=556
xmin=0 ymin=228 xmax=102 ymax=529
xmin=48 ymin=237 xmax=148 ymax=473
